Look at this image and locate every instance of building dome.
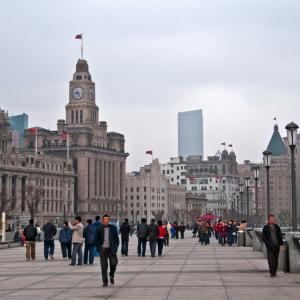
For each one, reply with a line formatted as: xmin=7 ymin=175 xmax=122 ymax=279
xmin=221 ymin=149 xmax=229 ymax=160
xmin=76 ymin=59 xmax=89 ymax=73
xmin=229 ymin=151 xmax=236 ymax=161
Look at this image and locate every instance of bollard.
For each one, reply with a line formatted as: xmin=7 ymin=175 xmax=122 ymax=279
xmin=262 ymin=243 xmax=268 ymax=258
xmin=238 ymin=230 xmax=245 ymax=247
xmin=286 ymin=232 xmax=300 ymax=273
xmin=278 ymin=240 xmax=289 ymax=273
xmin=253 ymin=230 xmax=263 ymax=252
xmin=245 ymin=229 xmax=253 ymax=247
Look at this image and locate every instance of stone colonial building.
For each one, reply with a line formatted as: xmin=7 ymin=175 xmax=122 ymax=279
xmin=185 ymin=151 xmax=239 ymax=216
xmin=124 ymin=159 xmax=186 ymax=223
xmin=22 ymin=59 xmax=128 ymax=220
xmin=0 ymin=109 xmax=74 ymax=227
xmin=260 ymin=125 xmax=292 ymax=223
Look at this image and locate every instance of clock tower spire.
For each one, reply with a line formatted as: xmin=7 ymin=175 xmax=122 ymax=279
xmin=65 ymin=59 xmax=99 ymax=126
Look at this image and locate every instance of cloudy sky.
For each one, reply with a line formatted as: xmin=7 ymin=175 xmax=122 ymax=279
xmin=1 ymin=0 xmax=300 ymax=171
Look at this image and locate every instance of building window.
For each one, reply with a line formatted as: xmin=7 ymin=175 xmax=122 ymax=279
xmin=144 ymin=187 xmax=147 ymax=192
xmin=71 ymin=111 xmax=74 ymax=123
xmin=80 ymin=110 xmax=83 ymax=123
xmin=75 ymin=110 xmax=78 ymax=123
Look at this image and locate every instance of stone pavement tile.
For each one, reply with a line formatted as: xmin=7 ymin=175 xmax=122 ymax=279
xmin=126 ymin=273 xmax=178 ymax=287
xmin=182 ymin=264 xmax=219 ymax=272
xmin=167 ymin=286 xmax=227 ymax=300
xmin=30 ymin=275 xmax=87 ymax=288
xmin=221 ymin=273 xmax=272 ymax=286
xmin=2 ymin=289 xmax=60 ymax=300
xmin=106 ymin=287 xmax=170 ymax=300
xmin=226 ymin=286 xmax=291 ymax=300
xmin=0 ymin=275 xmax=49 ymax=289
xmin=174 ymin=273 xmax=223 ymax=286
xmin=145 ymin=263 xmax=183 ymax=272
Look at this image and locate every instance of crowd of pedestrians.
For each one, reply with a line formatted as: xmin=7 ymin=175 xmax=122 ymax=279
xmin=14 ymin=213 xmax=285 ymax=286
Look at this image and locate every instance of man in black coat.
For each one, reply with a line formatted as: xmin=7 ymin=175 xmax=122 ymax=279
xmin=262 ymin=214 xmax=284 ymax=277
xmin=120 ymin=218 xmax=131 ymax=256
xmin=23 ymin=219 xmax=37 ymax=261
xmin=94 ymin=215 xmax=119 ymax=287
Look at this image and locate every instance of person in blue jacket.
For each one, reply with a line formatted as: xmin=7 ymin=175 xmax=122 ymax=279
xmin=83 ymin=219 xmax=95 ymax=264
xmin=59 ymin=221 xmax=72 ymax=259
xmin=93 ymin=216 xmax=101 ymax=257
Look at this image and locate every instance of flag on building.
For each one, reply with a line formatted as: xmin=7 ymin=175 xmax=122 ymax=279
xmin=60 ymin=132 xmax=68 ymax=140
xmin=75 ymin=34 xmax=82 ymax=39
xmin=28 ymin=127 xmax=37 ymax=134
xmin=221 ymin=142 xmax=225 ymax=146
xmin=146 ymin=150 xmax=153 ymax=155
xmin=28 ymin=127 xmax=38 ymax=156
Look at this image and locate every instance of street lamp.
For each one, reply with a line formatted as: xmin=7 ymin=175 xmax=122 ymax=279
xmin=253 ymin=166 xmax=260 ymax=227
xmin=285 ymin=121 xmax=299 ymax=231
xmin=239 ymin=184 xmax=244 ymax=218
xmin=263 ymin=150 xmax=272 ymax=218
xmin=244 ymin=177 xmax=251 ymax=223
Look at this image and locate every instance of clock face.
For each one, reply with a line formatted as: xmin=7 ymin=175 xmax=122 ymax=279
xmin=72 ymin=87 xmax=84 ymax=100
xmin=88 ymin=88 xmax=95 ymax=100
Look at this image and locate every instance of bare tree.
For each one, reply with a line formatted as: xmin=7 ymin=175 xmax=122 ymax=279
xmin=26 ymin=183 xmax=45 ymax=220
xmin=169 ymin=207 xmax=186 ymax=223
xmin=0 ymin=192 xmax=12 ymax=219
xmin=151 ymin=209 xmax=165 ymax=221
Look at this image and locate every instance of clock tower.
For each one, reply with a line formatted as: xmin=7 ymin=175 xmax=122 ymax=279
xmin=65 ymin=59 xmax=99 ymax=126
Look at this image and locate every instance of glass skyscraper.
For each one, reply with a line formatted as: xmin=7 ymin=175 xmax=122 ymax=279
xmin=9 ymin=113 xmax=28 ymax=147
xmin=178 ymin=109 xmax=203 ymax=159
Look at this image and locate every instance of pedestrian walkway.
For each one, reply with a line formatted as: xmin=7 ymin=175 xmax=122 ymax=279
xmin=0 ymin=233 xmax=299 ymax=299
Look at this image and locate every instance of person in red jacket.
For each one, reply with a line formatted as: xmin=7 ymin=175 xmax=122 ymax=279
xmin=157 ymin=220 xmax=166 ymax=256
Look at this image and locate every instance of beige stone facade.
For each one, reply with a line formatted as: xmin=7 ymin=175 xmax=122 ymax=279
xmin=22 ymin=59 xmax=128 ymax=221
xmin=124 ymin=159 xmax=186 ymax=223
xmin=0 ymin=109 xmax=74 ymax=227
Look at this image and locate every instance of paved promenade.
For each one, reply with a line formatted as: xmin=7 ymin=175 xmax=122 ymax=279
xmin=0 ymin=233 xmax=299 ymax=300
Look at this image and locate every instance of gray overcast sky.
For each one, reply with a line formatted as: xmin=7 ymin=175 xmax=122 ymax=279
xmin=1 ymin=0 xmax=300 ymax=171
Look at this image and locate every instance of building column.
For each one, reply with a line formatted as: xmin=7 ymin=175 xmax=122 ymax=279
xmin=0 ymin=174 xmax=2 ymax=194
xmin=95 ymin=159 xmax=98 ymax=198
xmin=105 ymin=160 xmax=109 ymax=199
xmin=100 ymin=159 xmax=104 ymax=198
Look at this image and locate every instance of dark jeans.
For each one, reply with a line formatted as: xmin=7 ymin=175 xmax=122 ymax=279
xmin=121 ymin=237 xmax=129 ymax=256
xmin=267 ymin=247 xmax=280 ymax=276
xmin=61 ymin=242 xmax=72 ymax=259
xmin=137 ymin=237 xmax=147 ymax=256
xmin=84 ymin=244 xmax=95 ymax=264
xmin=180 ymin=231 xmax=184 ymax=239
xmin=149 ymin=239 xmax=157 ymax=257
xmin=227 ymin=234 xmax=234 ymax=246
xmin=164 ymin=234 xmax=169 ymax=246
xmin=157 ymin=238 xmax=164 ymax=256
xmin=71 ymin=243 xmax=83 ymax=265
xmin=44 ymin=240 xmax=55 ymax=259
xmin=100 ymin=247 xmax=118 ymax=284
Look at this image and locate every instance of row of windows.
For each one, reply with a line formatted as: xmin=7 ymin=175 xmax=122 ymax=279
xmin=125 ymin=195 xmax=165 ymax=201
xmin=71 ymin=110 xmax=83 ymax=123
xmin=126 ymin=187 xmax=165 ymax=193
xmin=128 ymin=202 xmax=165 ymax=208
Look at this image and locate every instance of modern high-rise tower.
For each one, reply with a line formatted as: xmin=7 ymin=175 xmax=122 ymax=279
xmin=178 ymin=109 xmax=203 ymax=159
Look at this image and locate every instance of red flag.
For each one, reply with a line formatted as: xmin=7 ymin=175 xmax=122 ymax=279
xmin=75 ymin=34 xmax=82 ymax=39
xmin=60 ymin=132 xmax=68 ymax=140
xmin=28 ymin=127 xmax=37 ymax=134
xmin=146 ymin=150 xmax=153 ymax=155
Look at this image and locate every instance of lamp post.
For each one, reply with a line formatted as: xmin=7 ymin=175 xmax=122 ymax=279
xmin=245 ymin=177 xmax=251 ymax=223
xmin=263 ymin=150 xmax=272 ymax=218
xmin=285 ymin=122 xmax=299 ymax=231
xmin=253 ymin=166 xmax=260 ymax=227
xmin=239 ymin=184 xmax=244 ymax=219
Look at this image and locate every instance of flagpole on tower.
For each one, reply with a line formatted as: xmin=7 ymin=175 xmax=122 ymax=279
xmin=81 ymin=34 xmax=83 ymax=59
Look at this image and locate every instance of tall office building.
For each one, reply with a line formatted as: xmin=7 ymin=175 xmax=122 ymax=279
xmin=178 ymin=109 xmax=203 ymax=159
xmin=9 ymin=113 xmax=28 ymax=148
